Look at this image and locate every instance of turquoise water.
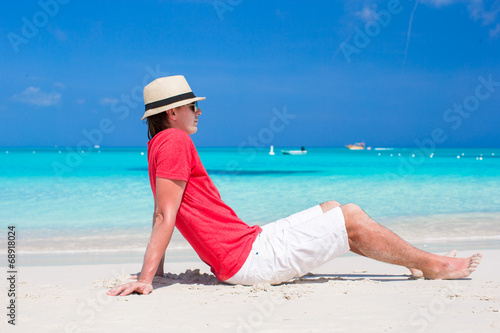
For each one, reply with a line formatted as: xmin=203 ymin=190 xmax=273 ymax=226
xmin=0 ymin=146 xmax=499 ymax=264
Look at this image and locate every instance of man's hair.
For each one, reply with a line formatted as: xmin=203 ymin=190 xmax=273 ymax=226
xmin=146 ymin=111 xmax=169 ymax=140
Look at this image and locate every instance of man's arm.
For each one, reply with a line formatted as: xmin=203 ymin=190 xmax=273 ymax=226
xmin=107 ymin=177 xmax=185 ymax=296
xmin=153 ymin=202 xmax=165 ymax=277
xmin=130 ymin=208 xmax=166 ymax=279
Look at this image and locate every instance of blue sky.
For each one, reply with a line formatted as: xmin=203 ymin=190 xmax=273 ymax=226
xmin=1 ymin=0 xmax=499 ymax=148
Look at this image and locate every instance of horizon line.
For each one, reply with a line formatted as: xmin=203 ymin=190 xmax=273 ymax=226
xmin=1 ymin=146 xmax=499 ymax=150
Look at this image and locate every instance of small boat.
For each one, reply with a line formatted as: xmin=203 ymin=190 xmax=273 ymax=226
xmin=281 ymin=146 xmax=307 ymax=155
xmin=269 ymin=145 xmax=275 ymax=156
xmin=346 ymin=142 xmax=365 ymax=150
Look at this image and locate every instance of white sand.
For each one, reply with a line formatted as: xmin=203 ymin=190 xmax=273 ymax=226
xmin=2 ymin=250 xmax=499 ymax=333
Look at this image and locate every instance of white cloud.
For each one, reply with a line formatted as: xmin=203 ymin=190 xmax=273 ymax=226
xmin=48 ymin=25 xmax=68 ymax=42
xmin=420 ymin=0 xmax=500 ymax=25
xmin=417 ymin=0 xmax=500 ymax=39
xmin=419 ymin=0 xmax=458 ymax=7
xmin=12 ymin=87 xmax=61 ymax=106
xmin=276 ymin=9 xmax=286 ymax=20
xmin=54 ymin=82 xmax=66 ymax=89
xmin=468 ymin=0 xmax=500 ymax=25
xmin=356 ymin=5 xmax=379 ymax=21
xmin=490 ymin=23 xmax=500 ymax=37
xmin=100 ymin=97 xmax=118 ymax=105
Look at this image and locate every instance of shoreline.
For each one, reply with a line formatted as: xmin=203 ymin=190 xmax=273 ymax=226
xmin=11 ymin=238 xmax=500 ymax=267
xmin=3 ymin=213 xmax=499 ymax=266
xmin=4 ymin=210 xmax=499 ymax=266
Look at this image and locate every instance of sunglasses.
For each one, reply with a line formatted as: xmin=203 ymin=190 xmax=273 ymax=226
xmin=187 ymin=102 xmax=199 ymax=113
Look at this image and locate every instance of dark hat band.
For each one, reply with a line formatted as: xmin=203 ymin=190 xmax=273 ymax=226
xmin=145 ymin=92 xmax=196 ymax=111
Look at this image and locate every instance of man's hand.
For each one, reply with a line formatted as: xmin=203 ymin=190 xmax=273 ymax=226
xmin=106 ymin=281 xmax=153 ymax=296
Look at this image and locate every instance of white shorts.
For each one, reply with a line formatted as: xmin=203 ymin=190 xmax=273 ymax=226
xmin=224 ymin=205 xmax=350 ymax=285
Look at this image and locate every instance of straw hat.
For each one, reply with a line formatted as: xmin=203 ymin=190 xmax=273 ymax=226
xmin=142 ymin=75 xmax=206 ymax=120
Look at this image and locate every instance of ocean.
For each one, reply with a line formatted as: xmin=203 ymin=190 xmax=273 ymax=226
xmin=1 ymin=146 xmax=499 ymax=266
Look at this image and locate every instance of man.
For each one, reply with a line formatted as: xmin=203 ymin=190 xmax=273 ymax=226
xmin=107 ymin=76 xmax=482 ymax=296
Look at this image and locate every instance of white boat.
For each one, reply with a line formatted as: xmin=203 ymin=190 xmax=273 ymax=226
xmin=346 ymin=142 xmax=365 ymax=150
xmin=281 ymin=147 xmax=307 ymax=155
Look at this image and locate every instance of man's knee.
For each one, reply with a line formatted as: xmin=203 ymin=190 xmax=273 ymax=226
xmin=320 ymin=200 xmax=341 ymax=213
xmin=340 ymin=203 xmax=363 ymax=221
xmin=341 ymin=203 xmax=363 ymax=236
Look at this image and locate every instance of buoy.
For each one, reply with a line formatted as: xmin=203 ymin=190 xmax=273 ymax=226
xmin=457 ymin=156 xmax=460 ymax=159
xmin=141 ymin=152 xmax=144 ymax=156
xmin=269 ymin=146 xmax=275 ymax=156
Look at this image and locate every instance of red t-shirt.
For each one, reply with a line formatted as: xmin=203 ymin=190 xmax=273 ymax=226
xmin=147 ymin=128 xmax=262 ymax=281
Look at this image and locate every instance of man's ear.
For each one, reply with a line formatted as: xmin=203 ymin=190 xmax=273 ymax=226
xmin=166 ymin=108 xmax=175 ymax=120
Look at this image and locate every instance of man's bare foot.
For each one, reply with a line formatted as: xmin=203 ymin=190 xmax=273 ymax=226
xmin=421 ymin=253 xmax=482 ymax=280
xmin=409 ymin=250 xmax=457 ymax=278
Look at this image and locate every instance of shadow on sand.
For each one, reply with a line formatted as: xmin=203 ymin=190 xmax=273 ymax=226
xmin=127 ymin=270 xmax=472 ymax=294
xmin=285 ymin=273 xmax=472 ymax=284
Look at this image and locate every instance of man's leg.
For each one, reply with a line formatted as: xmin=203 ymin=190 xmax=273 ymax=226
xmin=321 ymin=201 xmax=482 ymax=279
xmin=320 ymin=201 xmax=372 ymax=258
xmin=320 ymin=201 xmax=456 ymax=277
